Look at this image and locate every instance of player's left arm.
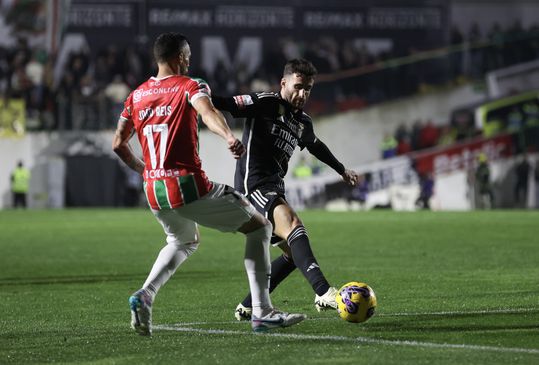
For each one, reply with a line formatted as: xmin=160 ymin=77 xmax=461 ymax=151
xmin=306 ymin=139 xmax=359 ymax=186
xmin=300 ymin=112 xmax=359 ymax=186
xmin=112 ymin=118 xmax=145 ymax=174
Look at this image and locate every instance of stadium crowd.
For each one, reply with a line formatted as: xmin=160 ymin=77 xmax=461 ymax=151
xmin=1 ymin=21 xmax=539 ymax=131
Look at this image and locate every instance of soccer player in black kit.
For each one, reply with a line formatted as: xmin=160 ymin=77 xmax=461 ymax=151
xmin=212 ymin=59 xmax=359 ymax=320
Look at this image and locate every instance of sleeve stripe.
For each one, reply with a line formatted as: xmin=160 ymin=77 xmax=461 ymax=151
xmin=190 ymin=93 xmax=210 ymax=104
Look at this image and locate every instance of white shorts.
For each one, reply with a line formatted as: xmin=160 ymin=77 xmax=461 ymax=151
xmin=151 ymin=182 xmax=257 ymax=245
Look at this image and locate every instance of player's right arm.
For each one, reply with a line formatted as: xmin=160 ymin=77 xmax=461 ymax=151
xmin=112 ymin=94 xmax=145 ymax=174
xmin=192 ymin=97 xmax=245 ymax=159
xmin=112 ymin=118 xmax=145 ymax=174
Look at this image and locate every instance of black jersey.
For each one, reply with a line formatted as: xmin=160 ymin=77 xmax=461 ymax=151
xmin=212 ymin=92 xmax=317 ymax=195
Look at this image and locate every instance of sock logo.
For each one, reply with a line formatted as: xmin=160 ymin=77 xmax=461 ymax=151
xmin=306 ymin=263 xmax=320 ymax=272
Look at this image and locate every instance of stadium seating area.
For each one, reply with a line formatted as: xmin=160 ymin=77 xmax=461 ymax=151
xmin=1 ymin=21 xmax=539 ymax=131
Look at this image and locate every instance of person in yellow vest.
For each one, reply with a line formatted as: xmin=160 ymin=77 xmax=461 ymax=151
xmin=293 ymin=156 xmax=313 ymax=179
xmin=11 ymin=161 xmax=30 ymax=208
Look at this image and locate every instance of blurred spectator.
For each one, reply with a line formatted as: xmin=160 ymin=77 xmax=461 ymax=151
xmin=468 ymin=22 xmax=483 ymax=78
xmin=350 ymin=172 xmax=371 ymax=209
xmin=475 ymin=153 xmax=494 ymax=209
xmin=293 ymin=155 xmax=313 ymax=179
xmin=523 ymin=101 xmax=539 ymax=128
xmin=450 ymin=26 xmax=464 ymax=80
xmin=418 ymin=120 xmax=439 ymax=149
xmin=396 ymin=135 xmax=412 ymax=155
xmin=507 ymin=106 xmax=524 ymax=133
xmin=122 ymin=166 xmax=143 ymax=207
xmin=104 ymin=74 xmax=130 ymax=128
xmin=437 ymin=125 xmax=457 ymax=146
xmin=394 ymin=123 xmax=409 ymax=142
xmin=11 ymin=160 xmax=30 ymax=208
xmin=3 ymin=18 xmax=539 ymax=131
xmin=514 ymin=154 xmax=531 ymax=207
xmin=410 ymin=120 xmax=423 ymax=151
xmin=380 ymin=133 xmax=397 ymax=159
xmin=415 ymin=172 xmax=434 ymax=210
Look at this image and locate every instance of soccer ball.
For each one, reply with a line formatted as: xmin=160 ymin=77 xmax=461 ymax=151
xmin=336 ymin=281 xmax=377 ymax=323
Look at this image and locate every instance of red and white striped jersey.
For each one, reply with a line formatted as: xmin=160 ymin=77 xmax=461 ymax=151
xmin=120 ymin=75 xmax=213 ymax=209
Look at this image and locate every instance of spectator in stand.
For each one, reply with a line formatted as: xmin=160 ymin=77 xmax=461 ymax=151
xmin=418 ymin=120 xmax=439 ymax=149
xmin=437 ymin=125 xmax=457 ymax=146
xmin=514 ymin=154 xmax=531 ymax=208
xmin=475 ymin=153 xmax=494 ymax=209
xmin=293 ymin=156 xmax=313 ymax=180
xmin=468 ymin=22 xmax=483 ymax=78
xmin=351 ymin=172 xmax=371 ymax=210
xmin=394 ymin=123 xmax=409 ymax=143
xmin=415 ymin=172 xmax=434 ymax=210
xmin=450 ymin=26 xmax=464 ymax=81
xmin=409 ymin=120 xmax=423 ymax=151
xmin=104 ymin=74 xmax=131 ymax=129
xmin=396 ymin=135 xmax=412 ymax=155
xmin=11 ymin=160 xmax=30 ymax=208
xmin=380 ymin=132 xmax=397 ymax=159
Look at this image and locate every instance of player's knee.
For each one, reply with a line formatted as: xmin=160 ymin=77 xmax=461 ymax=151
xmin=238 ymin=212 xmax=271 ymax=234
xmin=167 ymin=236 xmax=200 ymax=250
xmin=175 ymin=241 xmax=199 ymax=257
xmin=287 ymin=224 xmax=308 ymax=243
xmin=245 ymin=224 xmax=272 ymax=245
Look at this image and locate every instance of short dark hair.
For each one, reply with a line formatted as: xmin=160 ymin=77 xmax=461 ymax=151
xmin=283 ymin=58 xmax=318 ymax=78
xmin=153 ymin=32 xmax=189 ymax=63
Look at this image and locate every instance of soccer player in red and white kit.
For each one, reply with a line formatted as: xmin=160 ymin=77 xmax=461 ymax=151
xmin=112 ymin=32 xmax=305 ymax=335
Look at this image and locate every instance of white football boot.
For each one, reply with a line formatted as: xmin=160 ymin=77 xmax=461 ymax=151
xmin=234 ymin=303 xmax=252 ymax=321
xmin=129 ymin=289 xmax=153 ymax=336
xmin=251 ymin=309 xmax=306 ymax=332
xmin=314 ymin=287 xmax=338 ymax=312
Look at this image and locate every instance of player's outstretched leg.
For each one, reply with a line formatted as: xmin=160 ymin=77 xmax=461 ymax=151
xmin=251 ymin=309 xmax=306 ymax=332
xmin=286 ymin=225 xmax=338 ymax=311
xmin=241 ymin=216 xmax=306 ymax=331
xmin=314 ymin=286 xmax=339 ymax=312
xmin=129 ymin=239 xmax=199 ymax=335
xmin=129 ymin=289 xmax=153 ymax=336
xmin=235 ymin=253 xmax=296 ymax=321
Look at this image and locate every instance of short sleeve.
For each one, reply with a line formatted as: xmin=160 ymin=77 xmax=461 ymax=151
xmin=119 ymin=92 xmax=134 ymax=123
xmin=186 ymin=78 xmax=211 ymax=105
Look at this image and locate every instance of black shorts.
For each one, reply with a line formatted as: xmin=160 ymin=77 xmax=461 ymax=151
xmin=247 ymin=188 xmax=287 ymax=246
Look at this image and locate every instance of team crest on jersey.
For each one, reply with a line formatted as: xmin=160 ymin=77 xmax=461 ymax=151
xmin=233 ymin=95 xmax=253 ymax=109
xmin=297 ymin=122 xmax=305 ymax=138
xmin=133 ymin=89 xmax=142 ymax=103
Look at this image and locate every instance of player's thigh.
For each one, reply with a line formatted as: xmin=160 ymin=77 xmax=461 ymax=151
xmin=180 ymin=182 xmax=257 ymax=232
xmin=272 ymin=199 xmax=304 ymax=238
xmin=152 ymin=208 xmax=199 ymax=245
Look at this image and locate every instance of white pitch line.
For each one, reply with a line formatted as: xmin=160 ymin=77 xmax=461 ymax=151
xmin=167 ymin=307 xmax=539 ymax=326
xmin=154 ymin=325 xmax=539 ymax=355
xmin=384 ymin=307 xmax=538 ymax=317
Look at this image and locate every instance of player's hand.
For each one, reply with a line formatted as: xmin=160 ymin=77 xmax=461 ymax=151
xmin=341 ymin=169 xmax=360 ymax=187
xmin=227 ymin=137 xmax=245 ymax=159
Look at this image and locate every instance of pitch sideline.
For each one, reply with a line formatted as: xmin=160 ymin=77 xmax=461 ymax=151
xmin=154 ymin=325 xmax=539 ymax=355
xmin=154 ymin=307 xmax=539 ymax=355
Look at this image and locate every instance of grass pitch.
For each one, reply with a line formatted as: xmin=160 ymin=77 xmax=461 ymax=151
xmin=1 ymin=209 xmax=538 ymax=364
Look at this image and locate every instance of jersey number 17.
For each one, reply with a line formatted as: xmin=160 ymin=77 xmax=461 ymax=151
xmin=143 ymin=123 xmax=169 ymax=170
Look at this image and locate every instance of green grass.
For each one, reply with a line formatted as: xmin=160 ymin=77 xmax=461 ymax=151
xmin=1 ymin=209 xmax=538 ymax=364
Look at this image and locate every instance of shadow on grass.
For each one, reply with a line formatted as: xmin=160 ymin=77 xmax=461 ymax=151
xmin=369 ymin=309 xmax=539 ymax=333
xmin=0 ymin=270 xmax=225 ymax=286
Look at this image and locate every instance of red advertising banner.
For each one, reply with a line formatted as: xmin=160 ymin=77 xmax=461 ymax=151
xmin=412 ymin=133 xmax=514 ymax=175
